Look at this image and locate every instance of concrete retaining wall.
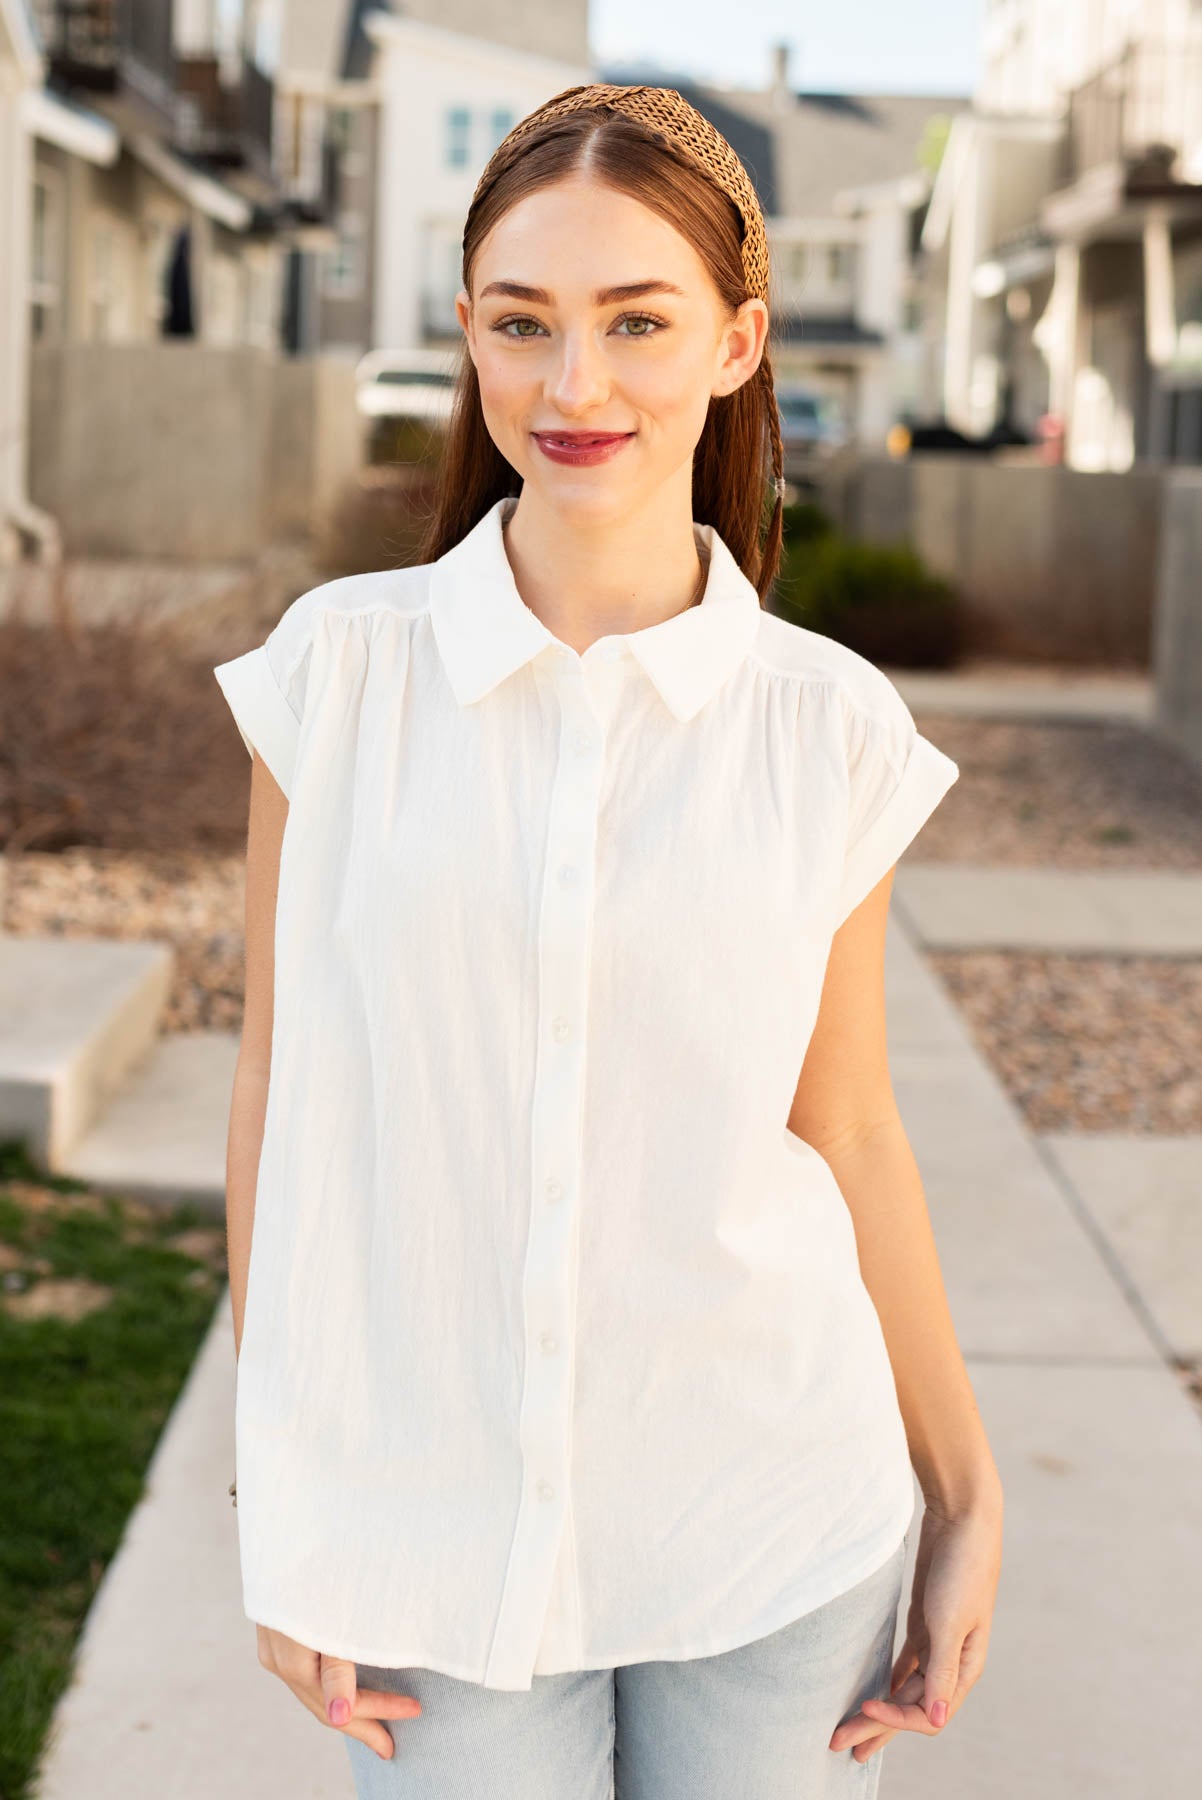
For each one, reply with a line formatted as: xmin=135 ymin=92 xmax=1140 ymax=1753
xmin=29 ymin=342 xmax=365 ymax=561
xmin=820 ymin=453 xmax=1163 ymax=664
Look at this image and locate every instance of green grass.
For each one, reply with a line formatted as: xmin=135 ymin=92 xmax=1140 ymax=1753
xmin=0 ymin=1139 xmax=227 ymax=1800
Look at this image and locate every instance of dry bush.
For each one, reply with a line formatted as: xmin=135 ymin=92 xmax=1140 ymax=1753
xmin=1 ymin=602 xmax=261 ymax=858
xmin=2 ymin=464 xmax=448 ymax=861
xmin=315 ymin=464 xmax=444 ymax=576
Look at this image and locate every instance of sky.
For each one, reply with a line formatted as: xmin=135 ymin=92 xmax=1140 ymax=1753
xmin=592 ymin=0 xmax=987 ymax=97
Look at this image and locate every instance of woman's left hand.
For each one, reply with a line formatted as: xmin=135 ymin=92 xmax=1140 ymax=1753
xmin=830 ymin=1491 xmax=1004 ymax=1765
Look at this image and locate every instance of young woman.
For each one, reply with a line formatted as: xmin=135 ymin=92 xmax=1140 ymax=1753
xmin=215 ymin=84 xmax=1003 ymax=1800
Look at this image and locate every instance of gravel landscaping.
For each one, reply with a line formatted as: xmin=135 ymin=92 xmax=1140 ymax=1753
xmin=904 ymin=712 xmax=1202 ymax=870
xmin=929 ymin=949 xmax=1202 ymax=1134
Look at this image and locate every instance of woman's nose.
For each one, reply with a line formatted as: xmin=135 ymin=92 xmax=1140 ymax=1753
xmin=545 ymin=332 xmax=611 ymax=409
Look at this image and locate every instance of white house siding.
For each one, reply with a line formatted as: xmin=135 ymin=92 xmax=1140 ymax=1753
xmin=363 ymin=16 xmax=591 ymax=352
xmin=1 ymin=0 xmax=45 ymax=559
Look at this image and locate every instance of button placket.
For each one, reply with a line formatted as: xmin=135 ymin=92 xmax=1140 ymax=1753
xmin=483 ymin=656 xmax=606 ymax=1690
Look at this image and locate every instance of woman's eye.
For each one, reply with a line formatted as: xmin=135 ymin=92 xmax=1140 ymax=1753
xmin=490 ymin=313 xmax=668 ymax=340
xmin=613 ymin=313 xmax=667 ymax=336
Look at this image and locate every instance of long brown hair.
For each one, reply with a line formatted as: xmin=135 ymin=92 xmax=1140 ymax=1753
xmin=416 ymin=103 xmax=784 ymax=601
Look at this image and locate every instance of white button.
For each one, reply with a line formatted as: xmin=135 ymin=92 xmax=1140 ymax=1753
xmin=604 ymin=643 xmax=622 ymax=661
xmin=537 ymin=1479 xmax=555 ymax=1501
xmin=552 ymin=1016 xmax=571 ymax=1041
xmin=557 ymin=863 xmax=578 ymax=886
xmin=538 ymin=1331 xmax=558 ymax=1353
xmin=544 ymin=1177 xmax=564 ymax=1200
xmin=555 ymin=644 xmax=573 ymax=659
xmin=573 ymin=729 xmax=592 ymax=753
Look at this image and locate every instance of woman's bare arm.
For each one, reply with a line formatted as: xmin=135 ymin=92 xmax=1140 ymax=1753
xmin=792 ymin=867 xmax=1003 ymax=1759
xmin=788 ymin=866 xmax=1002 ymax=1515
xmin=225 ymin=750 xmax=289 ymax=1363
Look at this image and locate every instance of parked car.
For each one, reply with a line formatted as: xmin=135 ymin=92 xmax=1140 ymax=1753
xmin=354 ymin=349 xmax=459 ymax=423
xmin=892 ymin=412 xmax=1033 ymax=455
xmin=775 ymin=386 xmax=846 ymax=480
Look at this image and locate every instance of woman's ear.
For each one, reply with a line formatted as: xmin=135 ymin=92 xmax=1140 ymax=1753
xmin=455 ymin=289 xmax=476 ymax=364
xmin=712 ymin=296 xmax=769 ymax=398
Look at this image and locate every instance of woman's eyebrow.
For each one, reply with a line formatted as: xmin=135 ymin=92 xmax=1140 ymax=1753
xmin=478 ymin=279 xmax=687 ymax=305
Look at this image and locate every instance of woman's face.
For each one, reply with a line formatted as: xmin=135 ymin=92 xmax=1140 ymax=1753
xmin=457 ymin=175 xmax=767 ymax=523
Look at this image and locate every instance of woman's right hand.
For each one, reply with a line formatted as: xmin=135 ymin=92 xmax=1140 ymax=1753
xmin=257 ymin=1624 xmax=422 ymax=1760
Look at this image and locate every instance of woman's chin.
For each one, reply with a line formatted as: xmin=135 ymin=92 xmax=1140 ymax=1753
xmin=527 ymin=476 xmax=636 ymax=520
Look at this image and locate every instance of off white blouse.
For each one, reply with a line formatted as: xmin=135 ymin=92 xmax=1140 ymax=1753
xmin=214 ymin=493 xmax=960 ymax=1691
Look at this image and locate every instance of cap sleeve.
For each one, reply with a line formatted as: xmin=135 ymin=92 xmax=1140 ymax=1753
xmin=213 ymin=587 xmax=322 ymax=801
xmin=835 ymin=680 xmax=959 ymax=928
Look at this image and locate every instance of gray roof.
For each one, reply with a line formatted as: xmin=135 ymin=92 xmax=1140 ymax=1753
xmin=599 ymin=64 xmax=971 ymax=220
xmin=597 ymin=63 xmax=780 ymax=211
xmin=708 ymin=87 xmax=972 ymax=218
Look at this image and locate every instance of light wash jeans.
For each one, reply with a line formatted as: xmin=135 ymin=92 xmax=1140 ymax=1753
xmin=344 ymin=1535 xmax=908 ymax=1799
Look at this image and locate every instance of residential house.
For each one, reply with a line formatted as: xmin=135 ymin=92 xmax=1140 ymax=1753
xmin=275 ymin=0 xmax=590 ymax=359
xmin=24 ymin=0 xmax=341 ymax=353
xmin=362 ymin=12 xmax=592 ymax=352
xmin=923 ymin=0 xmax=1202 ymax=469
xmin=275 ymin=0 xmax=375 ymax=355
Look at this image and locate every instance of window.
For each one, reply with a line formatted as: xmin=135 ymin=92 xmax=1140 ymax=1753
xmin=30 ymin=171 xmax=61 ymax=342
xmin=826 ymin=243 xmax=852 ymax=284
xmin=328 ymin=105 xmax=355 ymax=155
xmin=489 ymin=108 xmax=515 ymax=154
xmin=322 ymin=211 xmax=365 ymax=300
xmin=446 ymin=107 xmax=472 ymax=169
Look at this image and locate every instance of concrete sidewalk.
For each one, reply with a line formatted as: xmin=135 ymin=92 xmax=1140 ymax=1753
xmin=881 ymin=920 xmax=1202 ymax=1797
xmin=31 ymin=909 xmax=1202 ymax=1799
xmin=894 ymin=863 xmax=1202 ymax=955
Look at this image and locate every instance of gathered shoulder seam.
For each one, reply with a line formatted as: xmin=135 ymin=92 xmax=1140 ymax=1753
xmin=744 ymin=649 xmax=906 ymax=742
xmin=276 ymin=589 xmax=431 ymax=695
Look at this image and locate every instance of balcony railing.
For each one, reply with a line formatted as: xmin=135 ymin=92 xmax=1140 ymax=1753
xmin=174 ymin=53 xmax=274 ymax=174
xmin=1066 ymin=41 xmax=1202 ymax=184
xmin=34 ymin=0 xmax=173 ymax=97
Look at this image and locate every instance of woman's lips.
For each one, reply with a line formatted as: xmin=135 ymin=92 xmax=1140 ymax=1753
xmin=533 ymin=431 xmax=635 ymax=467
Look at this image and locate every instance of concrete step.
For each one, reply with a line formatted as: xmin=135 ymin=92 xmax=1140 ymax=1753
xmin=59 ymin=1030 xmax=240 ymax=1211
xmin=0 ymin=932 xmax=173 ymax=1168
xmin=893 ymin=862 xmax=1202 ymax=955
xmin=889 ymin=665 xmax=1152 ymax=724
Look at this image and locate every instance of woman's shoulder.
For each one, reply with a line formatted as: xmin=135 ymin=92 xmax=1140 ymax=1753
xmin=747 ymin=609 xmax=913 ymax=733
xmin=273 ymin=562 xmax=433 ymax=639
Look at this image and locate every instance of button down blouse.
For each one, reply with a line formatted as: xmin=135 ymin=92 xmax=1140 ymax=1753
xmin=213 ymin=493 xmax=960 ymax=1691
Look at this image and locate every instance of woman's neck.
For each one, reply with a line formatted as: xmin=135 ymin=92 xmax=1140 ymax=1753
xmin=499 ymin=493 xmax=709 ymax=656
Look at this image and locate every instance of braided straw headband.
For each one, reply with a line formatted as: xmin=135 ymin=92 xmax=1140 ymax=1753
xmin=468 ymin=83 xmax=771 ymax=308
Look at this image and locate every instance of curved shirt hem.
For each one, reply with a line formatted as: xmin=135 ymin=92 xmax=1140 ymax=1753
xmin=241 ymin=1501 xmax=914 ymax=1693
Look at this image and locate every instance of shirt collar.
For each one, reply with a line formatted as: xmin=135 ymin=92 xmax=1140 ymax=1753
xmin=428 ymin=495 xmax=762 ymax=722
